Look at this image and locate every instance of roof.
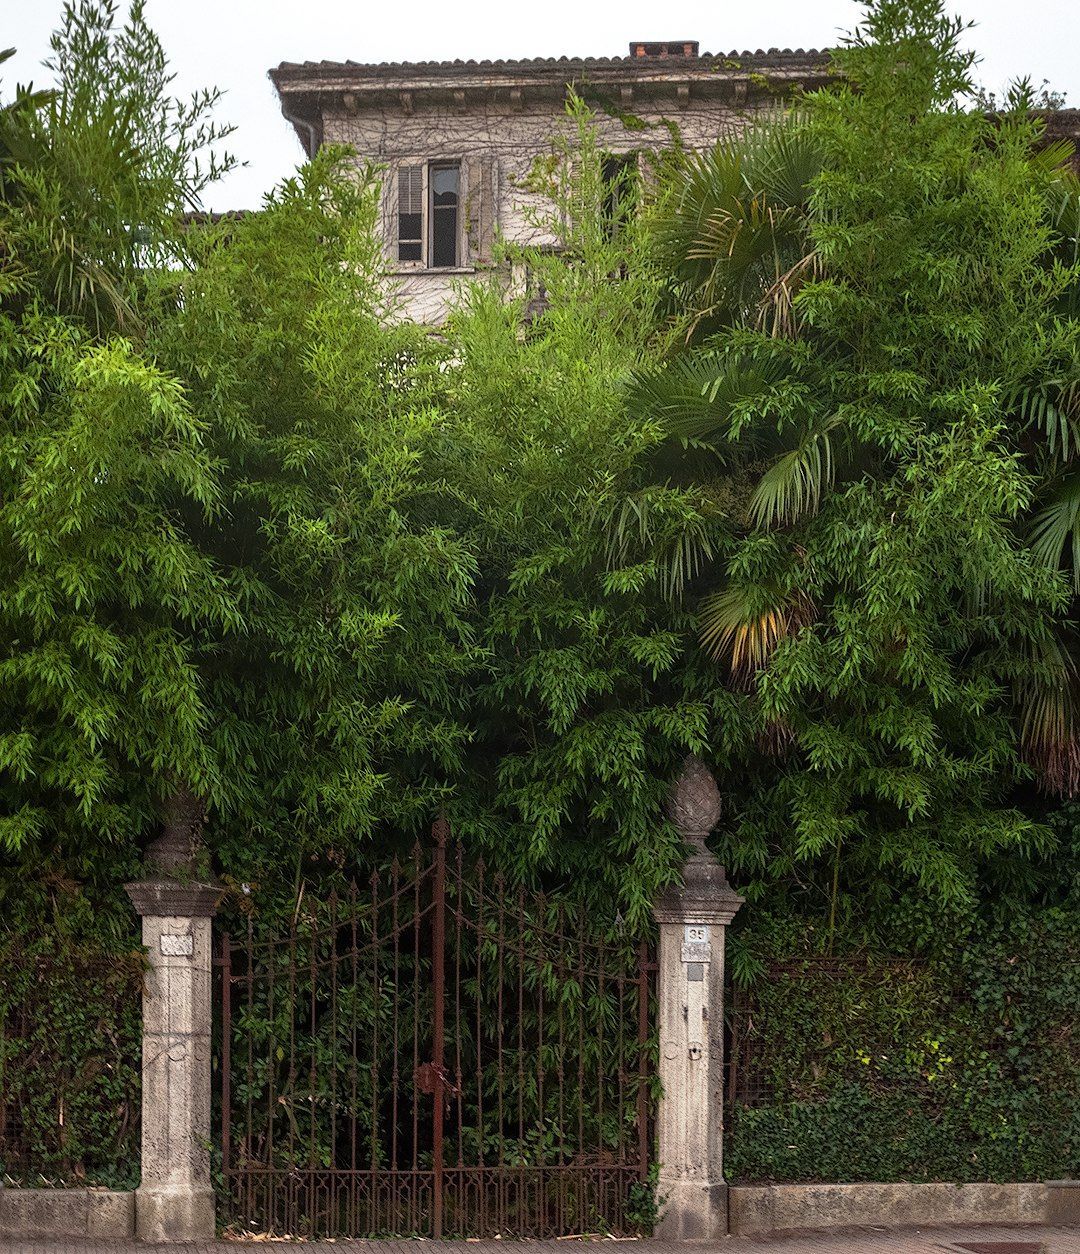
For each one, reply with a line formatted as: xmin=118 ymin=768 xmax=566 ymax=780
xmin=270 ymin=48 xmax=830 ymax=82
xmin=1040 ymin=108 xmax=1080 ymax=171
xmin=269 ymin=48 xmax=834 ymax=153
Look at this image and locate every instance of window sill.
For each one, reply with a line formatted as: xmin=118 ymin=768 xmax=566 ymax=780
xmin=390 ymin=265 xmax=477 ymax=277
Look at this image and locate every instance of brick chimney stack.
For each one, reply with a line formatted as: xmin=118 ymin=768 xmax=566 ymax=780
xmin=629 ymin=40 xmax=700 ymax=59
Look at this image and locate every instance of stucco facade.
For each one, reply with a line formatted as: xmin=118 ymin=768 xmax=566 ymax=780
xmin=270 ymin=44 xmax=831 ymax=322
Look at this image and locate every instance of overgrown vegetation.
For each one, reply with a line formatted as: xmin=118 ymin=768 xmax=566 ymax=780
xmin=619 ymin=0 xmax=1080 ymax=924
xmin=727 ymin=898 xmax=1080 ymax=1182
xmin=0 ymin=891 xmax=142 ymax=1186
xmin=1 ymin=0 xmax=1079 ymax=1191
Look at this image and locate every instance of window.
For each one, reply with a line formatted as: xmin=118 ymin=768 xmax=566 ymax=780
xmin=430 ymin=163 xmax=460 ymax=268
xmin=395 ymin=161 xmax=462 ymax=268
xmin=601 ymin=153 xmax=637 ymax=238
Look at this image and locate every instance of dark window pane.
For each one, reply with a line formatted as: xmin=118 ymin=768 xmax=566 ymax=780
xmin=602 ymin=153 xmax=636 ymax=238
xmin=398 ymin=206 xmax=422 ymax=261
xmin=430 ymin=163 xmax=460 ymax=266
xmin=432 ymin=207 xmax=457 ymax=267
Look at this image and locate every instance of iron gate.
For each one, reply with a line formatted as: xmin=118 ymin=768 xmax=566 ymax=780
xmin=217 ymin=821 xmax=654 ymax=1238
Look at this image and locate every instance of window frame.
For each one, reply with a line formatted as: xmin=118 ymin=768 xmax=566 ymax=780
xmin=600 ymin=151 xmax=639 ymax=240
xmin=428 ymin=161 xmax=461 ymax=269
xmin=393 ymin=159 xmax=466 ymax=272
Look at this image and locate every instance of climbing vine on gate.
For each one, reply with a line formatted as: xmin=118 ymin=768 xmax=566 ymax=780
xmin=216 ymin=827 xmax=657 ymax=1239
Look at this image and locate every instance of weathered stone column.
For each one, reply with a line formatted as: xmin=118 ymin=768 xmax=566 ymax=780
xmin=125 ymin=808 xmax=222 ymax=1243
xmin=653 ymin=755 xmax=743 ymax=1240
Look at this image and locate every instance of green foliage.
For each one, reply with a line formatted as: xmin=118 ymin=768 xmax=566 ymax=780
xmin=0 ymin=0 xmax=477 ymax=881
xmin=144 ymin=152 xmax=478 ymax=876
xmin=652 ymin=109 xmax=821 ymax=343
xmin=727 ymin=902 xmax=1080 ymax=1183
xmin=0 ymin=0 xmax=238 ymax=870
xmin=0 ymin=833 xmax=142 ymax=1184
xmin=1 ymin=0 xmax=234 ymax=331
xmin=0 ymin=308 xmax=233 ymax=863
xmin=4 ymin=0 xmax=1080 ymax=1194
xmin=619 ymin=0 xmax=1080 ymax=914
xmin=415 ymin=100 xmax=756 ymax=926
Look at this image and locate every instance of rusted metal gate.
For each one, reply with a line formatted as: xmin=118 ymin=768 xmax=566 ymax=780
xmin=217 ymin=821 xmax=654 ymax=1239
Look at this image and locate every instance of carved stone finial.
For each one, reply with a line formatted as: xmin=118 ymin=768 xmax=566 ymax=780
xmin=146 ymin=783 xmax=204 ymax=876
xmin=656 ymin=754 xmax=742 ymax=927
xmin=666 ymin=754 xmax=722 ymax=845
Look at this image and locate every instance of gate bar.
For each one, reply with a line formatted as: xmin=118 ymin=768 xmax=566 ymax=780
xmin=431 ymin=816 xmax=449 ymax=1239
xmin=636 ymin=939 xmax=649 ymax=1178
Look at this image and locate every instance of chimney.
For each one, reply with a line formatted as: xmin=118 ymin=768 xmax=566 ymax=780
xmin=629 ymin=40 xmax=699 ymax=59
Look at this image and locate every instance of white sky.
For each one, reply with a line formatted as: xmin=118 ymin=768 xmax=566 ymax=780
xmin=4 ymin=0 xmax=1079 ymax=210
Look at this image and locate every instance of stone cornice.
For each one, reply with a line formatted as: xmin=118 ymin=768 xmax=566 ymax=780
xmin=125 ymin=878 xmax=224 ymax=919
xmin=653 ymin=852 xmax=744 ymax=926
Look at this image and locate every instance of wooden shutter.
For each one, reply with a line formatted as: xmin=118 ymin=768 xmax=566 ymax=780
xmin=465 ymin=155 xmax=497 ymax=266
xmin=397 ymin=165 xmax=424 ymax=262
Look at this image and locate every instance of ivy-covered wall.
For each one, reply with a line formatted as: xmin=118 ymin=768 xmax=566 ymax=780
xmin=0 ymin=946 xmax=142 ymax=1187
xmin=726 ymin=908 xmax=1080 ymax=1184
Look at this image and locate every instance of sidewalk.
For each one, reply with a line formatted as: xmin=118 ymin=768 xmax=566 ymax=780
xmin=1 ymin=1225 xmax=1079 ymax=1253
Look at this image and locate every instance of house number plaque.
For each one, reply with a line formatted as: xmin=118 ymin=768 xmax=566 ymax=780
xmin=681 ymin=923 xmax=711 ymax=963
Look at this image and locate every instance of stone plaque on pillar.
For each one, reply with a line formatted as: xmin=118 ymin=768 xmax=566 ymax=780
xmin=125 ymin=876 xmax=223 ymax=1242
xmin=653 ymin=755 xmax=743 ymax=1240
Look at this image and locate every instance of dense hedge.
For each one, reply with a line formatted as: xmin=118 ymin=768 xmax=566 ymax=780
xmin=726 ymin=908 xmax=1080 ymax=1183
xmin=0 ymin=944 xmax=142 ymax=1186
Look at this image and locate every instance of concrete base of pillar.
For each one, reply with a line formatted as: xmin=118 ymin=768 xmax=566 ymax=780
xmin=134 ymin=1185 xmax=216 ymax=1243
xmin=655 ymin=1176 xmax=728 ymax=1240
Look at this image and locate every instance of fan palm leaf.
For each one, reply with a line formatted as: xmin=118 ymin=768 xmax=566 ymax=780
xmin=748 ymin=414 xmax=844 ymax=530
xmin=698 ymin=583 xmax=815 ymax=682
xmin=1029 ymin=471 xmax=1080 ymax=591
xmin=623 ymin=346 xmax=789 ymax=445
xmin=655 ymin=110 xmax=821 ymax=342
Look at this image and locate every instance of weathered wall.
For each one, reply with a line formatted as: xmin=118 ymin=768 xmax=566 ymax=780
xmin=0 ymin=1189 xmax=134 ymax=1239
xmin=324 ymin=96 xmax=762 ymax=323
xmin=727 ymin=1182 xmax=1065 ymax=1235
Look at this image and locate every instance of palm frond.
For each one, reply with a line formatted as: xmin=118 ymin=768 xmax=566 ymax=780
xmin=623 ymin=346 xmax=788 ymax=445
xmin=740 ymin=108 xmax=822 ymax=208
xmin=698 ymin=583 xmax=814 ymax=682
xmin=1010 ymin=378 xmax=1080 ymax=460
xmin=748 ymin=415 xmax=842 ymax=530
xmin=1027 ymin=137 xmax=1077 ymax=183
xmin=755 ymin=247 xmax=823 ymax=338
xmin=605 ymin=485 xmax=718 ymax=598
xmin=1015 ymin=632 xmax=1080 ymax=797
xmin=1029 ymin=471 xmax=1080 ymax=591
xmin=654 ymin=110 xmax=821 ymax=340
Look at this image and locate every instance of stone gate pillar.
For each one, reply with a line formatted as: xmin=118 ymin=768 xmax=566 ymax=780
xmin=653 ymin=755 xmax=743 ymax=1240
xmin=126 ymin=848 xmax=222 ymax=1242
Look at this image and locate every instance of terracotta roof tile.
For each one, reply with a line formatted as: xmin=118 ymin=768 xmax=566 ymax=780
xmin=270 ymin=48 xmax=831 ymax=83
